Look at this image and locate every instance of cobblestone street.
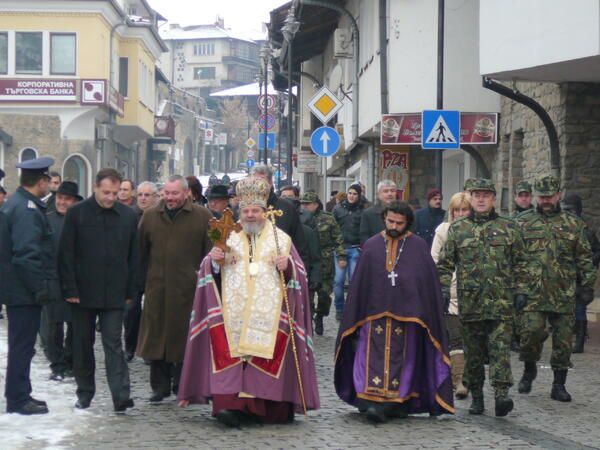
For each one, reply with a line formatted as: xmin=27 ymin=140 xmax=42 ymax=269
xmin=1 ymin=315 xmax=600 ymax=449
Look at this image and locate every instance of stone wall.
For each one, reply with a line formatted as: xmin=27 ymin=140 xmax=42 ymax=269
xmin=0 ymin=114 xmax=96 ymax=195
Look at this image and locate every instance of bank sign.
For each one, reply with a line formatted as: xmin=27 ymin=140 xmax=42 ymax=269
xmin=0 ymin=79 xmax=77 ymax=102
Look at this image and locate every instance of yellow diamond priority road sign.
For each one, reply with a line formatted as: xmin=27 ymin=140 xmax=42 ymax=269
xmin=307 ymin=86 xmax=343 ymax=125
xmin=245 ymin=138 xmax=256 ymax=148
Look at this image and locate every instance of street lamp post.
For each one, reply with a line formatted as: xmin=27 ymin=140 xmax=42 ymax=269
xmin=260 ymin=44 xmax=271 ymax=165
xmin=282 ymin=7 xmax=300 ymax=185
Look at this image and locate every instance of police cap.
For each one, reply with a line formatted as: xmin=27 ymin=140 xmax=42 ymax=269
xmin=300 ymin=192 xmax=320 ymax=204
xmin=468 ymin=178 xmax=496 ymax=194
xmin=533 ymin=175 xmax=560 ymax=196
xmin=15 ymin=157 xmax=54 ymax=177
xmin=515 ymin=180 xmax=532 ymax=194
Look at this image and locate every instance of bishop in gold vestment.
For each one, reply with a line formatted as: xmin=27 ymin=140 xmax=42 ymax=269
xmin=177 ymin=177 xmax=320 ymax=427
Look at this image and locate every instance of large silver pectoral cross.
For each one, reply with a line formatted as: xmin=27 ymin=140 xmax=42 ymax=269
xmin=388 ymin=270 xmax=398 ymax=286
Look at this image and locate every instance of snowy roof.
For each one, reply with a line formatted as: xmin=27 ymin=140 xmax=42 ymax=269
xmin=160 ymin=25 xmax=261 ymax=44
xmin=210 ymin=82 xmax=296 ymax=97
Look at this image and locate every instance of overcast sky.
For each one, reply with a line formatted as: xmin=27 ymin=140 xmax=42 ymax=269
xmin=147 ymin=0 xmax=289 ymax=34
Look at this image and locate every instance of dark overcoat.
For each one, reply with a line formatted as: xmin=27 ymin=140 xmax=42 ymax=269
xmin=45 ymin=211 xmax=71 ymax=322
xmin=136 ymin=199 xmax=212 ymax=363
xmin=58 ymin=195 xmax=138 ymax=309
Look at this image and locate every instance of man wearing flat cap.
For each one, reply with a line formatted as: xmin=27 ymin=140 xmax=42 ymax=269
xmin=438 ymin=179 xmax=528 ymax=417
xmin=45 ymin=181 xmax=82 ymax=381
xmin=515 ymin=175 xmax=596 ymax=403
xmin=1 ymin=157 xmax=59 ymax=414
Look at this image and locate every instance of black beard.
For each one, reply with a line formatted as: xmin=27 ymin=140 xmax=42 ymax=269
xmin=386 ymin=228 xmax=405 ymax=238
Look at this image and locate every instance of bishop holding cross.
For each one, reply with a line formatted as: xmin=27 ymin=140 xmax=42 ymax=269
xmin=334 ymin=201 xmax=454 ymax=423
xmin=177 ymin=177 xmax=320 ymax=427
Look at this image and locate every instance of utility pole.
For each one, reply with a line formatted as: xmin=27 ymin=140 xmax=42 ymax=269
xmin=435 ymin=0 xmax=445 ymax=190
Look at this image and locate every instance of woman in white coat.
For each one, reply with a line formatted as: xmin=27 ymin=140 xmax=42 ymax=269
xmin=431 ymin=192 xmax=472 ymax=399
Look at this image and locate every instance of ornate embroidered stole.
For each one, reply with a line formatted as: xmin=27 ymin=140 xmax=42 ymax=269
xmin=221 ymin=225 xmax=291 ymax=359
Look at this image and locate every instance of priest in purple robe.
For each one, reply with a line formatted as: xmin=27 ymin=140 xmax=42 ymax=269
xmin=177 ymin=177 xmax=320 ymax=427
xmin=335 ymin=201 xmax=454 ymax=423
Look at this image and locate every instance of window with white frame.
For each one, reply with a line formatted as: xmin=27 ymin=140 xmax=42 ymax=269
xmin=0 ymin=33 xmax=7 ymax=74
xmin=50 ymin=33 xmax=76 ymax=75
xmin=20 ymin=147 xmax=38 ymax=162
xmin=193 ymin=42 xmax=215 ymax=56
xmin=16 ymin=32 xmax=43 ymax=74
xmin=193 ymin=67 xmax=215 ymax=80
xmin=1 ymin=30 xmax=77 ymax=76
xmin=138 ymin=60 xmax=154 ymax=109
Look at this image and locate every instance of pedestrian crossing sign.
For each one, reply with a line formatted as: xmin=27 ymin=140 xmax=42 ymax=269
xmin=421 ymin=110 xmax=460 ymax=149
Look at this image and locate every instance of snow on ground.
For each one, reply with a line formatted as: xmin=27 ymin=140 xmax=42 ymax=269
xmin=0 ymin=318 xmax=103 ymax=450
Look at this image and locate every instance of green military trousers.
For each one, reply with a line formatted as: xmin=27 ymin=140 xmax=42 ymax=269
xmin=518 ymin=311 xmax=574 ymax=370
xmin=461 ymin=319 xmax=513 ymax=397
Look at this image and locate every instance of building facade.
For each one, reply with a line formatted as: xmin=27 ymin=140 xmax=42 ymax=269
xmin=0 ymin=0 xmax=167 ymax=195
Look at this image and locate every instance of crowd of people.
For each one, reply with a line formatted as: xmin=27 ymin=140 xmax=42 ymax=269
xmin=1 ymin=158 xmax=598 ymax=428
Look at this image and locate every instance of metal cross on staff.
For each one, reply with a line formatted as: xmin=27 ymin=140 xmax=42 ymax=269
xmin=208 ymin=208 xmax=242 ymax=265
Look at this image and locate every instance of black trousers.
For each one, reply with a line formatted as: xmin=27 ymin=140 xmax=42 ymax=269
xmin=47 ymin=322 xmax=73 ymax=373
xmin=5 ymin=305 xmax=42 ymax=410
xmin=150 ymin=360 xmax=182 ymax=395
xmin=71 ymin=306 xmax=130 ymax=405
xmin=123 ymin=298 xmax=141 ymax=354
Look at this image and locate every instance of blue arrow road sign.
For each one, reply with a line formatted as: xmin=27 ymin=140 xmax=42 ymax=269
xmin=246 ymin=158 xmax=255 ymax=169
xmin=258 ymin=133 xmax=276 ymax=150
xmin=310 ymin=126 xmax=341 ymax=157
xmin=421 ymin=110 xmax=460 ymax=149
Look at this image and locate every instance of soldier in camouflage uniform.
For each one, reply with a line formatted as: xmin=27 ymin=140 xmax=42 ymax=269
xmin=438 ymin=179 xmax=528 ymax=417
xmin=513 ymin=180 xmax=533 ymax=214
xmin=514 ymin=175 xmax=596 ymax=402
xmin=301 ymin=192 xmax=347 ymax=335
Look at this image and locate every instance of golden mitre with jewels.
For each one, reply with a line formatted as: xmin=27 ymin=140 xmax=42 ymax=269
xmin=236 ymin=177 xmax=270 ymax=208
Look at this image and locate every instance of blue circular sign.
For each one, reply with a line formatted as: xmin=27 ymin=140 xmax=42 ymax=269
xmin=310 ymin=126 xmax=341 ymax=157
xmin=246 ymin=158 xmax=255 ymax=168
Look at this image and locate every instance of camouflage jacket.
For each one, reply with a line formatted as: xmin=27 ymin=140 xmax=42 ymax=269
xmin=437 ymin=210 xmax=528 ymax=322
xmin=314 ymin=210 xmax=347 ymax=271
xmin=515 ymin=208 xmax=596 ymax=313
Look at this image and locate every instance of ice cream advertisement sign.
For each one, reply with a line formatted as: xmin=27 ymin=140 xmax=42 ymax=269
xmin=381 ymin=113 xmax=498 ymax=145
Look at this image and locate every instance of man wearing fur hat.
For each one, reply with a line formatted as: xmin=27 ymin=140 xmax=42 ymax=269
xmin=177 ymin=177 xmax=320 ymax=427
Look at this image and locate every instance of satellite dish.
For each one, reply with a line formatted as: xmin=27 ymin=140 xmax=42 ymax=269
xmin=328 ymin=64 xmax=343 ymax=91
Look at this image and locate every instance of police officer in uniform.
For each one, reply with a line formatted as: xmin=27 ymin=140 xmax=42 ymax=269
xmin=515 ymin=175 xmax=596 ymax=402
xmin=438 ymin=179 xmax=528 ymax=417
xmin=1 ymin=157 xmax=58 ymax=414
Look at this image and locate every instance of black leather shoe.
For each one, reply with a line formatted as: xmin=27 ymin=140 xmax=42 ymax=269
xmin=469 ymin=395 xmax=484 ymax=415
xmin=314 ymin=315 xmax=324 ymax=336
xmin=29 ymin=396 xmax=47 ymax=407
xmin=125 ymin=351 xmax=135 ymax=362
xmin=149 ymin=391 xmax=170 ymax=402
xmin=215 ymin=409 xmax=241 ymax=428
xmin=114 ymin=398 xmax=134 ymax=412
xmin=365 ymin=405 xmax=387 ymax=423
xmin=75 ymin=398 xmax=91 ymax=409
xmin=494 ymin=396 xmax=514 ymax=417
xmin=7 ymin=399 xmax=49 ymax=415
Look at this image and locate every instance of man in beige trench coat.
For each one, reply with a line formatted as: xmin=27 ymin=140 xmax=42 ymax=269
xmin=137 ymin=175 xmax=213 ymax=402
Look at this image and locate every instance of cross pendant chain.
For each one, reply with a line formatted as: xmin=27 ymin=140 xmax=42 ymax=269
xmin=388 ymin=270 xmax=398 ymax=286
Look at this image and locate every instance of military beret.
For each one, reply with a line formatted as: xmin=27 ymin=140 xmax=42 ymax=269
xmin=515 ymin=180 xmax=532 ymax=194
xmin=468 ymin=178 xmax=496 ymax=194
xmin=533 ymin=175 xmax=559 ymax=196
xmin=300 ymin=192 xmax=320 ymax=204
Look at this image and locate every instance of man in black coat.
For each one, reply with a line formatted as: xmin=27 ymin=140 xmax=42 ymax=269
xmin=251 ymin=165 xmax=308 ymax=264
xmin=1 ymin=157 xmax=58 ymax=415
xmin=414 ymin=189 xmax=446 ymax=248
xmin=45 ymin=181 xmax=82 ymax=380
xmin=59 ymin=168 xmax=138 ymax=412
xmin=360 ymin=180 xmax=397 ymax=245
